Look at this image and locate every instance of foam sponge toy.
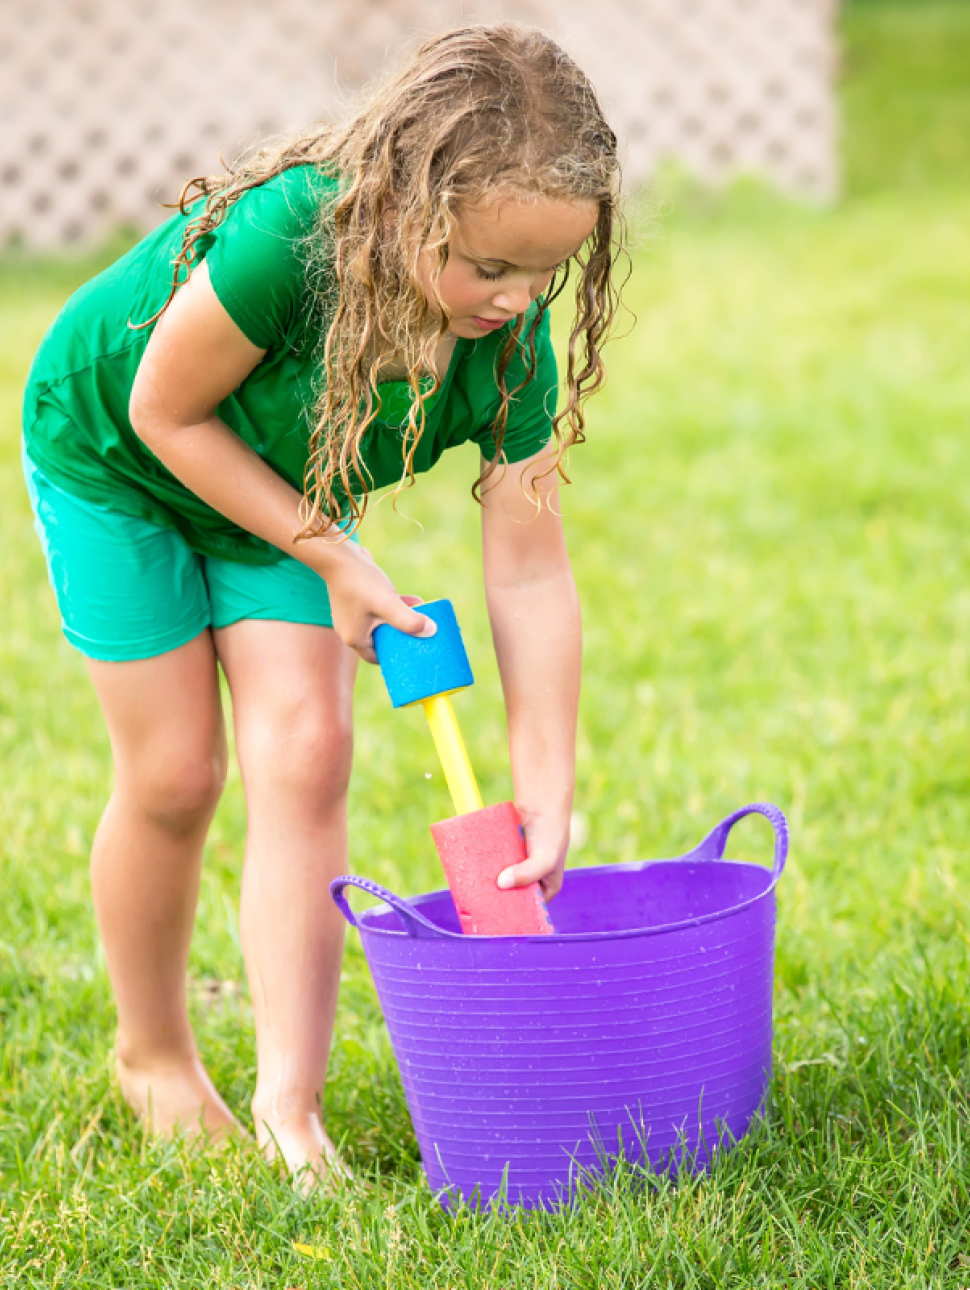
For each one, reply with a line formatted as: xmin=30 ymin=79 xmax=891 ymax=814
xmin=373 ymin=599 xmax=554 ymax=936
xmin=430 ymin=802 xmax=553 ymax=936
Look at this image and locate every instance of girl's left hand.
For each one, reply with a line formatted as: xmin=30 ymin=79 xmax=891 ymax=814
xmin=496 ymin=806 xmax=571 ymax=901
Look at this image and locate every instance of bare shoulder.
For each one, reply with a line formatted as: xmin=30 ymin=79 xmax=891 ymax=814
xmin=130 ymin=262 xmax=267 ymax=436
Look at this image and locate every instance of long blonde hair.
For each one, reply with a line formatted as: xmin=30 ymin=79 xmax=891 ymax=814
xmin=154 ymin=23 xmax=625 ymax=535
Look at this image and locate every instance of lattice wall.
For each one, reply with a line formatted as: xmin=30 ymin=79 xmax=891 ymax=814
xmin=0 ymin=0 xmax=838 ymax=250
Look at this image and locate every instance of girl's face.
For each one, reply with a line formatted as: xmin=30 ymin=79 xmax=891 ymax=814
xmin=422 ymin=193 xmax=599 ymax=339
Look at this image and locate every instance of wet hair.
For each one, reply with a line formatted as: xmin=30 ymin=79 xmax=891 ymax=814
xmin=152 ymin=22 xmax=625 ymax=535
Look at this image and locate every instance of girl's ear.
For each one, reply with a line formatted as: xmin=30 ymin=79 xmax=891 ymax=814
xmin=349 ymin=244 xmax=374 ymax=286
xmin=382 ymin=183 xmax=400 ymax=220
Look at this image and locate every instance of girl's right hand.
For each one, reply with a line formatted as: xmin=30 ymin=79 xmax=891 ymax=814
xmin=311 ymin=541 xmax=436 ymax=664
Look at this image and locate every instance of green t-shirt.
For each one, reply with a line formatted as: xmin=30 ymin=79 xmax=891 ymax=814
xmin=22 ymin=166 xmax=558 ymax=565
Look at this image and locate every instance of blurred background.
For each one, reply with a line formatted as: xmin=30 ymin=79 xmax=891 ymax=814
xmin=1 ymin=0 xmax=838 ymax=249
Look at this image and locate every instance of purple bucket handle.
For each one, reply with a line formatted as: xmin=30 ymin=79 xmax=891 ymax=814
xmin=330 ymin=874 xmax=446 ymax=939
xmin=679 ymin=801 xmax=788 ymax=885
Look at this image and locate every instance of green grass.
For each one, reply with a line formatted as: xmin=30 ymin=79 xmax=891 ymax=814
xmin=3 ymin=2 xmax=970 ymax=1284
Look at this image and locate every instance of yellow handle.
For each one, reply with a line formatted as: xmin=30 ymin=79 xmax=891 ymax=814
xmin=421 ymin=695 xmax=483 ymax=816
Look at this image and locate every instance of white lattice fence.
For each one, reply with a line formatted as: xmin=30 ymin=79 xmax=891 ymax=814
xmin=0 ymin=0 xmax=838 ymax=250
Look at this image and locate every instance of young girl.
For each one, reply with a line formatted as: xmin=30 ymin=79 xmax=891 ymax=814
xmin=22 ymin=23 xmax=623 ymax=1182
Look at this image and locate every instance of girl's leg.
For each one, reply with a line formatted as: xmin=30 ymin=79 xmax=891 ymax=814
xmin=85 ymin=630 xmax=237 ymax=1137
xmin=213 ymin=618 xmax=357 ymax=1182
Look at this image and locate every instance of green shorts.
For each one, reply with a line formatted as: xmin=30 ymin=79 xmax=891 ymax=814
xmin=23 ymin=448 xmax=334 ymax=662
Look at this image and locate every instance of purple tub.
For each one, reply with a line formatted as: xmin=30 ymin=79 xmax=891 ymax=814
xmin=331 ymin=802 xmax=788 ymax=1210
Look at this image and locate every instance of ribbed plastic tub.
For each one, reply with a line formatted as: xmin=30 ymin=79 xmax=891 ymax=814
xmin=331 ymin=803 xmax=787 ymax=1210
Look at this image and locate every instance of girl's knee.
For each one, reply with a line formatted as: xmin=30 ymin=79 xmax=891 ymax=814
xmin=247 ymin=708 xmax=353 ymax=808
xmin=122 ymin=744 xmax=227 ymax=834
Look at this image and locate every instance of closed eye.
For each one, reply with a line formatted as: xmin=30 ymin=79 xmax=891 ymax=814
xmin=473 ymin=259 xmax=568 ymax=283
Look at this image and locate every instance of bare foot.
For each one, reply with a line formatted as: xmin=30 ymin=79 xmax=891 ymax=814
xmin=116 ymin=1045 xmax=241 ymax=1143
xmin=252 ymin=1104 xmax=352 ymax=1192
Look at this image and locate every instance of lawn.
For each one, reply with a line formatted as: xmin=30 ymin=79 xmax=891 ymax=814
xmin=2 ymin=2 xmax=970 ymax=1285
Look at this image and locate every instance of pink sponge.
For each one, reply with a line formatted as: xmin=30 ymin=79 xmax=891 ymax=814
xmin=429 ymin=801 xmax=554 ymax=936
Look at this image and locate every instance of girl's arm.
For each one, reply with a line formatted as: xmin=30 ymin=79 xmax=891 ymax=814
xmin=129 ymin=261 xmax=433 ymax=662
xmin=480 ymin=451 xmax=581 ymax=899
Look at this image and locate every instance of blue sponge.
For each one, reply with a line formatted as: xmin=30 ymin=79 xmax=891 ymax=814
xmin=373 ymin=599 xmax=474 ymax=708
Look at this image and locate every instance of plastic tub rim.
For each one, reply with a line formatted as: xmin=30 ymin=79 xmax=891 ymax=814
xmin=332 ymin=801 xmax=787 ymax=944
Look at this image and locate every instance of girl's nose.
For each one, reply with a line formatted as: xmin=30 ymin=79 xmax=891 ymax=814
xmin=494 ymin=283 xmax=532 ymax=315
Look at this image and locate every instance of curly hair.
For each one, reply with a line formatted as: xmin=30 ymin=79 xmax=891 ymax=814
xmin=145 ymin=22 xmax=625 ymax=536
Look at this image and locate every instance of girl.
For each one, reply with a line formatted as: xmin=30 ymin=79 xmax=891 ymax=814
xmin=22 ymin=23 xmax=623 ymax=1182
